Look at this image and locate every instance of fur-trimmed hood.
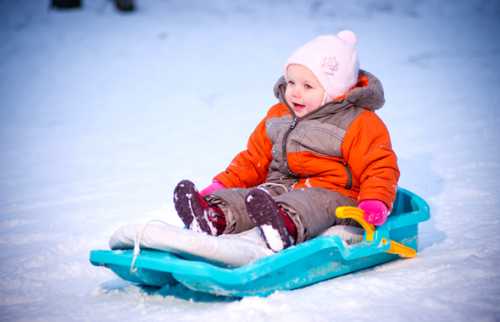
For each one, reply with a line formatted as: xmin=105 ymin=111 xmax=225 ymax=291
xmin=273 ymin=69 xmax=385 ymax=117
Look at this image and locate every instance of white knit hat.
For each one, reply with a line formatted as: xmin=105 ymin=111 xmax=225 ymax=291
xmin=285 ymin=30 xmax=360 ymax=100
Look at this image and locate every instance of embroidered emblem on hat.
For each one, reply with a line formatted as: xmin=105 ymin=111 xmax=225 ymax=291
xmin=321 ymin=56 xmax=339 ymax=76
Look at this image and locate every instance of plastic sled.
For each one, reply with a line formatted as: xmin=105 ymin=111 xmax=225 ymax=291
xmin=89 ymin=187 xmax=430 ymax=297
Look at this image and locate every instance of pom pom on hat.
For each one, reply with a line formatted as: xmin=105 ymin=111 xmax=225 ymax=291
xmin=337 ymin=30 xmax=357 ymax=45
xmin=285 ymin=30 xmax=360 ymax=100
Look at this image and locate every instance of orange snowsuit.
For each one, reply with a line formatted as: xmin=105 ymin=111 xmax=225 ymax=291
xmin=214 ymin=70 xmax=399 ymax=209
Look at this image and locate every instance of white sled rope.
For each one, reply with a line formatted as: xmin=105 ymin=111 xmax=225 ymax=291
xmin=109 ymin=222 xmax=363 ymax=267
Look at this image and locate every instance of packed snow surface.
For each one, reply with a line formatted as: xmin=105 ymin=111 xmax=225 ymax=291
xmin=1 ymin=0 xmax=500 ymax=321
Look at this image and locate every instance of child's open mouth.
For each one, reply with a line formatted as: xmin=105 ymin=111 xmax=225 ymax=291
xmin=292 ymin=103 xmax=306 ymax=111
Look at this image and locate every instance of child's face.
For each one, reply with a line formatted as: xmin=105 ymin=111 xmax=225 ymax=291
xmin=285 ymin=64 xmax=326 ymax=117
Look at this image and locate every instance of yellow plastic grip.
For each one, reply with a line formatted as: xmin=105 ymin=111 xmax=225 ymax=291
xmin=335 ymin=206 xmax=416 ymax=258
xmin=335 ymin=206 xmax=375 ymax=241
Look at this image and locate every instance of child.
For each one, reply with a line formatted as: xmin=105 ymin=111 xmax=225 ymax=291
xmin=173 ymin=30 xmax=399 ymax=252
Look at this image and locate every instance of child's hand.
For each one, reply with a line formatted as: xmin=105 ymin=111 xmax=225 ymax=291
xmin=358 ymin=199 xmax=388 ymax=226
xmin=200 ymin=180 xmax=225 ymax=197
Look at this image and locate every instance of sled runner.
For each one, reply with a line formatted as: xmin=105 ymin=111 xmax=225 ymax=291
xmin=89 ymin=188 xmax=429 ymax=297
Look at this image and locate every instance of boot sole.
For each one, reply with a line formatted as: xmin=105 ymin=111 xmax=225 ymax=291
xmin=245 ymin=189 xmax=293 ymax=252
xmin=173 ymin=180 xmax=213 ymax=234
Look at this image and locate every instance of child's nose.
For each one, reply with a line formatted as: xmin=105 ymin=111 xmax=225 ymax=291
xmin=291 ymin=87 xmax=302 ymax=98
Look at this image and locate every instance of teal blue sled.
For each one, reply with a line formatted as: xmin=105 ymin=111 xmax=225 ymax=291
xmin=89 ymin=188 xmax=430 ymax=297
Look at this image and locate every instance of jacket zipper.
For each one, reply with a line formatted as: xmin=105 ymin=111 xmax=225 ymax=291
xmin=281 ymin=117 xmax=352 ymax=188
xmin=278 ymin=85 xmax=356 ymax=188
xmin=282 ymin=116 xmax=298 ymax=177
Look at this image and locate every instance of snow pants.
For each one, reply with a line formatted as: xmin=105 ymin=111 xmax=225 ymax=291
xmin=209 ymin=183 xmax=357 ymax=244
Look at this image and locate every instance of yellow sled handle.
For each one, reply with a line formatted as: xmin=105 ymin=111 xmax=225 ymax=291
xmin=335 ymin=206 xmax=416 ymax=258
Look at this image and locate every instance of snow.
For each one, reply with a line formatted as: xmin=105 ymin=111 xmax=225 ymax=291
xmin=1 ymin=0 xmax=500 ymax=321
xmin=259 ymin=224 xmax=284 ymax=252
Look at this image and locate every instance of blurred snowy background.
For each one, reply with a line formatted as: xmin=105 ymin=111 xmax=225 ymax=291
xmin=1 ymin=0 xmax=500 ymax=321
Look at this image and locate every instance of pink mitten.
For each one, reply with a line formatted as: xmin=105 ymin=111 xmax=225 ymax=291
xmin=199 ymin=180 xmax=225 ymax=197
xmin=358 ymin=199 xmax=389 ymax=226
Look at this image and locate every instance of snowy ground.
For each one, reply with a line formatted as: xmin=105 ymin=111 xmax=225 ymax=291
xmin=1 ymin=0 xmax=500 ymax=321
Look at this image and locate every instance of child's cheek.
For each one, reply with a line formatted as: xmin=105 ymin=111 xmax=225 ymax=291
xmin=306 ymin=97 xmax=321 ymax=111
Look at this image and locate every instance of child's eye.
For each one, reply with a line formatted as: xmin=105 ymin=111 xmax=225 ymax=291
xmin=287 ymin=80 xmax=295 ymax=86
xmin=304 ymin=84 xmax=313 ymax=90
